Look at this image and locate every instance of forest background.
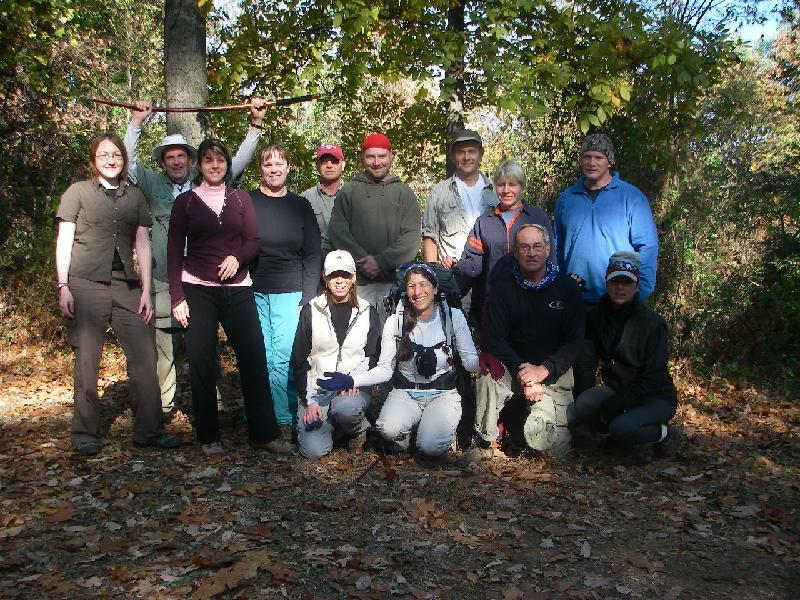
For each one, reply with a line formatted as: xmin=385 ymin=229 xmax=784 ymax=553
xmin=0 ymin=0 xmax=798 ymax=395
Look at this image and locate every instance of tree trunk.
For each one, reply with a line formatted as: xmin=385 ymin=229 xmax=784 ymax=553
xmin=443 ymin=1 xmax=466 ymax=177
xmin=164 ymin=0 xmax=209 ymax=146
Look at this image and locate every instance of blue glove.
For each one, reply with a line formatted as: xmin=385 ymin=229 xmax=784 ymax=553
xmin=316 ymin=371 xmax=354 ymax=392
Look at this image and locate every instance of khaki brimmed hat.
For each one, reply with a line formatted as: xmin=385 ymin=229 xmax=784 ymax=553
xmin=151 ymin=134 xmax=198 ymax=164
xmin=523 ymin=396 xmax=558 ymax=451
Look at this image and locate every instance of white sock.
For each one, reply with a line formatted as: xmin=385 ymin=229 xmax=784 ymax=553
xmin=657 ymin=424 xmax=668 ymax=443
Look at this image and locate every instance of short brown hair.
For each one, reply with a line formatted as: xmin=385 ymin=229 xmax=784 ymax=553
xmin=260 ymin=144 xmax=290 ymax=164
xmin=88 ymin=133 xmax=128 ymax=181
xmin=193 ymin=139 xmax=232 ymax=185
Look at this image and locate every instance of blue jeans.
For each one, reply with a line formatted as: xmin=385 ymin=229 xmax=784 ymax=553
xmin=296 ymin=391 xmax=370 ymax=459
xmin=254 ymin=291 xmax=301 ymax=426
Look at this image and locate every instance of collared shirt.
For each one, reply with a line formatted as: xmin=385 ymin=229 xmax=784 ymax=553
xmin=301 ymin=182 xmax=340 ymax=252
xmin=422 ymin=173 xmax=497 ymax=261
xmin=56 ymin=179 xmax=152 ymax=283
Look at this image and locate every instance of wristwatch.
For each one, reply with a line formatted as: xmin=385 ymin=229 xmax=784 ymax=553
xmin=57 ymin=282 xmax=69 ymax=289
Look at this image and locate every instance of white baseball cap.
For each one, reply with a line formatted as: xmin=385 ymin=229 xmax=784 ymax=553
xmin=324 ymin=250 xmax=357 ymax=276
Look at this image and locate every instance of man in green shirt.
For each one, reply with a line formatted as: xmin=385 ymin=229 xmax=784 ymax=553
xmin=123 ymin=99 xmax=267 ymax=415
xmin=328 ymin=133 xmax=421 ymax=320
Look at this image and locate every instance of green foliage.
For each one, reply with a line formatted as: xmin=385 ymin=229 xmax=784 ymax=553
xmin=210 ymin=0 xmax=680 ymax=177
xmin=645 ymin=32 xmax=800 ymax=394
xmin=0 ymin=0 xmax=164 ymax=280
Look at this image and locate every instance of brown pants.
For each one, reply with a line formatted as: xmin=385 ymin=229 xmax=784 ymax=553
xmin=65 ymin=272 xmax=162 ymax=447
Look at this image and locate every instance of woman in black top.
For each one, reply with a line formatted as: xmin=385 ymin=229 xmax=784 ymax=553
xmin=250 ymin=144 xmax=322 ymax=436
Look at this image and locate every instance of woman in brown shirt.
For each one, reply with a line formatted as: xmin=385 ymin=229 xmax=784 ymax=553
xmin=55 ymin=133 xmax=180 ymax=456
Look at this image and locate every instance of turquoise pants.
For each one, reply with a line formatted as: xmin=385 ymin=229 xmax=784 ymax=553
xmin=254 ymin=291 xmax=301 ymax=426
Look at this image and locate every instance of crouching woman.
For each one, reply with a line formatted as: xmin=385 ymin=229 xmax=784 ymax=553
xmin=318 ymin=263 xmax=479 ymax=459
xmin=291 ymin=251 xmax=381 ymax=459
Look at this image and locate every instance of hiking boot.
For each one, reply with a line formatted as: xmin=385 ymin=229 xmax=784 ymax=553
xmin=656 ymin=425 xmax=682 ymax=458
xmin=252 ymin=438 xmax=295 ymax=455
xmin=570 ymin=424 xmax=596 ymax=453
xmin=202 ymin=442 xmax=225 ymax=457
xmin=135 ymin=433 xmax=182 ymax=449
xmin=415 ymin=449 xmax=459 ymax=469
xmin=76 ymin=441 xmax=100 ymax=456
xmin=350 ymin=431 xmax=367 ymax=452
xmin=460 ymin=440 xmax=494 ymax=465
xmin=279 ymin=425 xmax=294 ymax=442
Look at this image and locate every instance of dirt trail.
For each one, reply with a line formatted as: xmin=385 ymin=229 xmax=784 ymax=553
xmin=0 ymin=362 xmax=797 ymax=599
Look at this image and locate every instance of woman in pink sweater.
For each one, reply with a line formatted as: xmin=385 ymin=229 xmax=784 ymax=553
xmin=167 ymin=138 xmax=293 ymax=457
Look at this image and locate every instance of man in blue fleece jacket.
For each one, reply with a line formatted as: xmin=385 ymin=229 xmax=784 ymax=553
xmin=553 ymin=134 xmax=659 ymax=304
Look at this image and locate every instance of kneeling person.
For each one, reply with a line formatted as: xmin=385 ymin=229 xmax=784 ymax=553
xmin=473 ymin=225 xmax=585 ymax=458
xmin=571 ymin=251 xmax=680 ymax=455
xmin=291 ymin=251 xmax=381 ymax=459
xmin=318 ymin=264 xmax=479 ymax=460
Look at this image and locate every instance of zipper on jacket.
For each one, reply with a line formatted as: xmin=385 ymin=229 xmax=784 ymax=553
xmin=333 ymin=305 xmax=369 ymax=372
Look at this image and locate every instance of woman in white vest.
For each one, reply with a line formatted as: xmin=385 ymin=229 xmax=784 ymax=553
xmin=318 ymin=263 xmax=479 ymax=461
xmin=290 ymin=250 xmax=381 ymax=459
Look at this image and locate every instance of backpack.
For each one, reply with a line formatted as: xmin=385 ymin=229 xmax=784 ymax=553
xmin=382 ymin=263 xmax=475 ymax=448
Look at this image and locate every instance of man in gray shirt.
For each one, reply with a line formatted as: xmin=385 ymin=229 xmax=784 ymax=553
xmin=301 ymin=143 xmax=346 ymax=253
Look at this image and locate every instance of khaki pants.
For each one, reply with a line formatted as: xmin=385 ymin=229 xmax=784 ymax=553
xmin=474 ymin=367 xmax=574 ymax=458
xmin=66 ymin=273 xmax=163 ymax=447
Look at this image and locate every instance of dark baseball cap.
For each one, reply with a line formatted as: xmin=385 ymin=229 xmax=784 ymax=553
xmin=450 ymin=129 xmax=483 ymax=149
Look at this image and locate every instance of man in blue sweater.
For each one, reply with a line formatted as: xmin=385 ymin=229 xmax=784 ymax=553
xmin=553 ymin=134 xmax=659 ymax=304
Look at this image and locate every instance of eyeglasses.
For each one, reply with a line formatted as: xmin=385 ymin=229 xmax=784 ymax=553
xmin=517 ymin=243 xmax=547 ymax=253
xmin=96 ymin=152 xmax=123 ymax=161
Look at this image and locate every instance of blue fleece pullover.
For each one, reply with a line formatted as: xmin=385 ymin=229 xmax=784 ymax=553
xmin=553 ymin=172 xmax=658 ymax=303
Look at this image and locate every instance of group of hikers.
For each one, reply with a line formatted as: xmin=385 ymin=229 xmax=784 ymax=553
xmin=55 ymin=98 xmax=681 ymax=465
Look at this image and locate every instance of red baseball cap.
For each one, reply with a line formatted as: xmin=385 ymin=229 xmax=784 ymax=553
xmin=315 ymin=143 xmax=344 ymax=162
xmin=362 ymin=132 xmax=392 ymax=151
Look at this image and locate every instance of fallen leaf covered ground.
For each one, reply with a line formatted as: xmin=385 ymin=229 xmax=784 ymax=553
xmin=1 ymin=346 xmax=798 ymax=599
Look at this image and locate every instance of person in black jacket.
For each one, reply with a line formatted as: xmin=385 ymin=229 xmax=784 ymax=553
xmin=469 ymin=224 xmax=585 ymax=459
xmin=571 ymin=251 xmax=681 ymax=455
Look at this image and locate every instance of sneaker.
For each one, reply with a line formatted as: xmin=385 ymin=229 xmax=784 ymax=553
xmin=135 ymin=433 xmax=182 ymax=449
xmin=656 ymin=425 xmax=682 ymax=457
xmin=75 ymin=441 xmax=100 ymax=456
xmin=202 ymin=442 xmax=225 ymax=457
xmin=252 ymin=438 xmax=295 ymax=455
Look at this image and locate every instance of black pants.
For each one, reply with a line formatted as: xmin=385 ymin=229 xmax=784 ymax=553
xmin=183 ymin=284 xmax=279 ymax=444
xmin=573 ymin=385 xmax=675 ymax=446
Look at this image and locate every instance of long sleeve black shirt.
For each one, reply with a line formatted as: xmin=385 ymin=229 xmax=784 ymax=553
xmin=485 ymin=269 xmax=585 ymax=382
xmin=249 ymin=189 xmax=322 ymax=304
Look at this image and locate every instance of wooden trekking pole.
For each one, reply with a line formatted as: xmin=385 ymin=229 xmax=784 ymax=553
xmin=86 ymin=94 xmax=320 ymax=112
